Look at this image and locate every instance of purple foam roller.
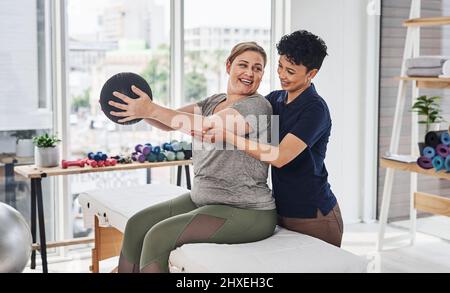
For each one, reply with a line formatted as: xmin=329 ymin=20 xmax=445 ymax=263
xmin=417 ymin=156 xmax=433 ymax=169
xmin=435 ymin=144 xmax=449 ymax=158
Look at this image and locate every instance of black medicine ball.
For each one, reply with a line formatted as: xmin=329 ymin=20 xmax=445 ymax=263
xmin=100 ymin=72 xmax=153 ymax=125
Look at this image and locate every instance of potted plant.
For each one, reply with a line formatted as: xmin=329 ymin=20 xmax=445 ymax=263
xmin=10 ymin=130 xmax=36 ymax=157
xmin=32 ymin=133 xmax=61 ymax=167
xmin=411 ymin=95 xmax=444 ymax=153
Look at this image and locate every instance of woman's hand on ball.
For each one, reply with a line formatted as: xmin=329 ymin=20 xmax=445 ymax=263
xmin=109 ymin=85 xmax=155 ymax=123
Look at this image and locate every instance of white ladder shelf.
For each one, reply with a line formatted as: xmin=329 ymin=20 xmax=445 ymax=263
xmin=377 ymin=0 xmax=450 ymax=250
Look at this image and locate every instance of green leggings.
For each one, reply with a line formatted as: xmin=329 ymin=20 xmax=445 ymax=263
xmin=119 ymin=193 xmax=277 ymax=273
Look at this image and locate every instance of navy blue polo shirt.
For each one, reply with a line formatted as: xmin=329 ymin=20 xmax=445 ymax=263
xmin=266 ymin=84 xmax=337 ymax=218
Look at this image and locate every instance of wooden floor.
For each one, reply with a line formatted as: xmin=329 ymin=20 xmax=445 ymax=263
xmin=24 ymin=221 xmax=450 ymax=273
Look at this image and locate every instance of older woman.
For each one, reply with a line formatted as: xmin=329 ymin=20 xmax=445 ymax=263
xmin=109 ymin=42 xmax=276 ymax=273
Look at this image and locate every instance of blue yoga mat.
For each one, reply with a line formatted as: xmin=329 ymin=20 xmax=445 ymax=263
xmin=422 ymin=146 xmax=435 ymax=159
xmin=432 ymin=156 xmax=444 ymax=171
xmin=446 ymin=156 xmax=450 ymax=172
xmin=441 ymin=131 xmax=450 ymax=146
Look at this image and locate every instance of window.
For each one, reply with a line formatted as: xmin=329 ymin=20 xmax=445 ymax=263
xmin=67 ymin=0 xmax=171 ymax=238
xmin=0 ymin=0 xmax=56 ymax=242
xmin=183 ymin=0 xmax=271 ymax=104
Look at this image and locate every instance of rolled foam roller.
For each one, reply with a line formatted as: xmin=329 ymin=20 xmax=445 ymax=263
xmin=425 ymin=130 xmax=448 ymax=148
xmin=435 ymin=144 xmax=449 ymax=158
xmin=432 ymin=156 xmax=445 ymax=171
xmin=445 ymin=155 xmax=450 ymax=172
xmin=417 ymin=156 xmax=433 ymax=169
xmin=441 ymin=131 xmax=450 ymax=146
xmin=422 ymin=146 xmax=435 ymax=159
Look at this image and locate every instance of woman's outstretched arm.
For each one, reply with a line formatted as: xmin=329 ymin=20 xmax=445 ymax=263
xmin=109 ymin=85 xmax=252 ymax=136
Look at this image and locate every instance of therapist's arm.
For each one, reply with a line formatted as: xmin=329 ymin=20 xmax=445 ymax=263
xmin=221 ymin=131 xmax=307 ymax=168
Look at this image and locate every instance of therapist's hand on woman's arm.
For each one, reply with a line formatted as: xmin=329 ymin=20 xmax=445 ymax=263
xmin=192 ymin=127 xmax=307 ymax=168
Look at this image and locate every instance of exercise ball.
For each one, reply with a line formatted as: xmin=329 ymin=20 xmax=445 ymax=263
xmin=0 ymin=203 xmax=32 ymax=273
xmin=100 ymin=72 xmax=153 ymax=125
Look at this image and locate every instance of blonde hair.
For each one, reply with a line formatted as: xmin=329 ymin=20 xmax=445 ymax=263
xmin=226 ymin=42 xmax=267 ymax=67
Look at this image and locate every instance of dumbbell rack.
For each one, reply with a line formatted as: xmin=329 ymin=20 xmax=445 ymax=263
xmin=14 ymin=159 xmax=192 ymax=273
xmin=377 ymin=0 xmax=450 ymax=251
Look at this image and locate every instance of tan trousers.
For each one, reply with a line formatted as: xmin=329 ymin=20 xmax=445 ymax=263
xmin=277 ymin=203 xmax=343 ymax=247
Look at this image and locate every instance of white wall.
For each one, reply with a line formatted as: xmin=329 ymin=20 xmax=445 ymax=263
xmin=289 ymin=0 xmax=378 ymax=223
xmin=0 ymin=0 xmax=52 ymax=131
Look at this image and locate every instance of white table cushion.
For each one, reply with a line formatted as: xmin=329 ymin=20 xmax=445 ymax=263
xmin=78 ymin=184 xmax=367 ymax=273
xmin=78 ymin=184 xmax=190 ymax=232
xmin=169 ymin=227 xmax=368 ymax=273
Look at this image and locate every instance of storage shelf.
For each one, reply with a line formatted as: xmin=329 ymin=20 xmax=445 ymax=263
xmin=403 ymin=16 xmax=450 ymax=27
xmin=397 ymin=76 xmax=450 ymax=89
xmin=380 ymin=158 xmax=450 ymax=181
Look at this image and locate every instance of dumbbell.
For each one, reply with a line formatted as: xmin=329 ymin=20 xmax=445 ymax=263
xmin=146 ymin=152 xmax=157 ymax=162
xmin=181 ymin=141 xmax=192 ymax=151
xmin=98 ymin=152 xmax=108 ymax=161
xmin=82 ymin=158 xmax=98 ymax=168
xmin=171 ymin=142 xmax=182 ymax=152
xmin=176 ymin=151 xmax=185 ymax=161
xmin=88 ymin=160 xmax=98 ymax=168
xmin=61 ymin=160 xmax=86 ymax=169
xmin=179 ymin=141 xmax=189 ymax=150
xmin=156 ymin=152 xmax=166 ymax=162
xmin=162 ymin=142 xmax=174 ymax=152
xmin=103 ymin=159 xmax=117 ymax=167
xmin=88 ymin=152 xmax=108 ymax=161
xmin=152 ymin=146 xmax=161 ymax=155
xmin=164 ymin=151 xmax=176 ymax=161
xmin=112 ymin=155 xmax=132 ymax=164
xmin=183 ymin=150 xmax=192 ymax=160
xmin=135 ymin=144 xmax=151 ymax=155
xmin=132 ymin=153 xmax=146 ymax=163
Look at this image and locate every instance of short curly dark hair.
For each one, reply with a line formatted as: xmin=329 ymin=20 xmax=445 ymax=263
xmin=277 ymin=30 xmax=328 ymax=71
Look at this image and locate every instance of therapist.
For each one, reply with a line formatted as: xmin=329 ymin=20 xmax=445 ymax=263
xmin=195 ymin=30 xmax=343 ymax=247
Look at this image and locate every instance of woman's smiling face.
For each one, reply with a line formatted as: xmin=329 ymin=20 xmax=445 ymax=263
xmin=226 ymin=50 xmax=265 ymax=96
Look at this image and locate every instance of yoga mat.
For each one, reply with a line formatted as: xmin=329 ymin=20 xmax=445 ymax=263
xmin=432 ymin=156 xmax=445 ymax=171
xmin=446 ymin=156 xmax=450 ymax=172
xmin=436 ymin=144 xmax=449 ymax=158
xmin=422 ymin=146 xmax=436 ymax=159
xmin=441 ymin=131 xmax=450 ymax=146
xmin=417 ymin=156 xmax=433 ymax=169
xmin=425 ymin=130 xmax=448 ymax=148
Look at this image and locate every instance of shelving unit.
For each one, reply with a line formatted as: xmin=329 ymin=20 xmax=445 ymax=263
xmin=396 ymin=76 xmax=450 ymax=89
xmin=403 ymin=16 xmax=450 ymax=27
xmin=377 ymin=0 xmax=450 ymax=250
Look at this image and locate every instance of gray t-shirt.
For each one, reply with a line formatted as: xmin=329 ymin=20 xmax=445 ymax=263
xmin=191 ymin=93 xmax=276 ymax=210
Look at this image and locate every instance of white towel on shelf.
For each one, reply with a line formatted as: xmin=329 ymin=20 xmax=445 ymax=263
xmin=405 ymin=56 xmax=450 ymax=69
xmin=406 ymin=67 xmax=443 ymax=77
xmin=440 ymin=60 xmax=450 ymax=77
